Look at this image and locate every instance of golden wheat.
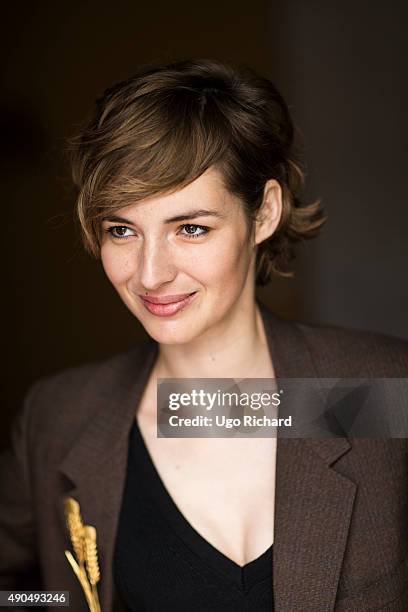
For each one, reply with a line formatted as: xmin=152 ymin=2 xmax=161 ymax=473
xmin=64 ymin=497 xmax=85 ymax=564
xmin=83 ymin=525 xmax=100 ymax=585
xmin=63 ymin=498 xmax=101 ymax=612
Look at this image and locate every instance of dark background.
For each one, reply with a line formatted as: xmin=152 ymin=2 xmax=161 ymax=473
xmin=1 ymin=1 xmax=407 ymax=447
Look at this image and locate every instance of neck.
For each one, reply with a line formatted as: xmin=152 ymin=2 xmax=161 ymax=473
xmin=154 ymin=297 xmax=272 ymax=380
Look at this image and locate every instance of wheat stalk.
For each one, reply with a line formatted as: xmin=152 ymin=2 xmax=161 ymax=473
xmin=83 ymin=525 xmax=101 ymax=611
xmin=64 ymin=498 xmax=85 ymax=566
xmin=64 ymin=550 xmax=98 ymax=612
xmin=63 ymin=497 xmax=101 ymax=612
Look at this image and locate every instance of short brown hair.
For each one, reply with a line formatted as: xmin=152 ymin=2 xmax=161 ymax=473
xmin=70 ymin=58 xmax=324 ymax=285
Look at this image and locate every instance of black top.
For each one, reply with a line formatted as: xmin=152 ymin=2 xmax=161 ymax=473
xmin=114 ymin=420 xmax=274 ymax=611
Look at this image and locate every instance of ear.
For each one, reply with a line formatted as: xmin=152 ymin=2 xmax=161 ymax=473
xmin=254 ymin=179 xmax=283 ymax=245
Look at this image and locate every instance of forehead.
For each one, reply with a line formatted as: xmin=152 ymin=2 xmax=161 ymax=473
xmin=108 ymin=167 xmax=243 ymax=222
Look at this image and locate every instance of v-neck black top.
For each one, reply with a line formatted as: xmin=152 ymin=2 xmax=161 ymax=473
xmin=114 ymin=420 xmax=274 ymax=611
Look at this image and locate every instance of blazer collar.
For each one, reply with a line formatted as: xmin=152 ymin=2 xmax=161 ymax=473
xmin=59 ymin=302 xmax=354 ymax=611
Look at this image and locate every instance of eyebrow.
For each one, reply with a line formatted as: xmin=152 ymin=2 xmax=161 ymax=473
xmin=102 ymin=209 xmax=225 ymax=225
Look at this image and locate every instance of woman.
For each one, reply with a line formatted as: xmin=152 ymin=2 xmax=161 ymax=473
xmin=1 ymin=59 xmax=407 ymax=611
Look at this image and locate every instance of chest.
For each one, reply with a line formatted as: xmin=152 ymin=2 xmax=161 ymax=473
xmin=136 ymin=381 xmax=277 ymax=566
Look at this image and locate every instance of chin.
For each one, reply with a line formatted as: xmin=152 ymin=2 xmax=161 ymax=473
xmin=142 ymin=320 xmax=202 ymax=345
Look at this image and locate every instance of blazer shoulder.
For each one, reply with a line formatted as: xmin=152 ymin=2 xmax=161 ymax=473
xmin=296 ymin=320 xmax=408 ymax=377
xmin=31 ymin=341 xmax=152 ymax=395
xmin=20 ymin=340 xmax=156 ymax=441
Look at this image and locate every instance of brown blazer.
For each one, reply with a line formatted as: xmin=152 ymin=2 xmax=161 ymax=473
xmin=1 ymin=303 xmax=408 ymax=611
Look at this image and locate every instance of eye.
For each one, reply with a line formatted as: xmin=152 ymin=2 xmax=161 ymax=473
xmin=106 ymin=226 xmax=135 ymax=239
xmin=179 ymin=224 xmax=210 ymax=239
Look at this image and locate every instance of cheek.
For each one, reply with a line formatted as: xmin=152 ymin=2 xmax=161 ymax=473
xmin=100 ymin=245 xmax=135 ymax=286
xmin=183 ymin=232 xmax=252 ymax=288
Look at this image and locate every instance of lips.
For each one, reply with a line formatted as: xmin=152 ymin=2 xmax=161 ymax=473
xmin=139 ymin=292 xmax=197 ymax=317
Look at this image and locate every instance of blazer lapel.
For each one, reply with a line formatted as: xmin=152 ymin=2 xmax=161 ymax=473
xmin=259 ymin=304 xmax=357 ymax=611
xmin=273 ymin=439 xmax=356 ymax=611
xmin=58 ymin=341 xmax=158 ymax=612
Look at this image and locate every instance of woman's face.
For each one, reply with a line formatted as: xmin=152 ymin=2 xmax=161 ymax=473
xmin=100 ymin=167 xmax=257 ymax=345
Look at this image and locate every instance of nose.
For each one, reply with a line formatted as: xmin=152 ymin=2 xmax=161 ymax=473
xmin=139 ymin=236 xmax=177 ymax=292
